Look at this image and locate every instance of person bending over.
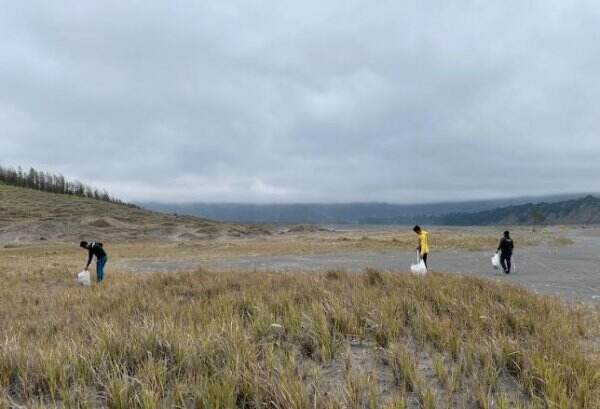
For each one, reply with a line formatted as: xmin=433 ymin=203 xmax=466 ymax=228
xmin=497 ymin=231 xmax=514 ymax=274
xmin=413 ymin=225 xmax=429 ymax=268
xmin=80 ymin=241 xmax=108 ymax=282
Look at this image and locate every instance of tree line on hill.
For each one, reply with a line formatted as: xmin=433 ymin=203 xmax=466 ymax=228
xmin=0 ymin=164 xmax=128 ymax=205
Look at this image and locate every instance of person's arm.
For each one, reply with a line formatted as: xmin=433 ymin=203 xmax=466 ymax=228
xmin=85 ymin=247 xmax=93 ymax=269
xmin=509 ymin=240 xmax=514 ymax=252
xmin=497 ymin=239 xmax=503 ymax=253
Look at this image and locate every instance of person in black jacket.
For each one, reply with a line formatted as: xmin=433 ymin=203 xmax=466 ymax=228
xmin=80 ymin=241 xmax=108 ymax=282
xmin=497 ymin=231 xmax=514 ymax=274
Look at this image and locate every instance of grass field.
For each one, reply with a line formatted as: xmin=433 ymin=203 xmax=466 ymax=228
xmin=0 ymin=184 xmax=590 ymax=408
xmin=96 ymin=227 xmax=573 ymax=263
xmin=189 ymin=227 xmax=572 ymax=257
xmin=0 ymin=243 xmax=599 ymax=408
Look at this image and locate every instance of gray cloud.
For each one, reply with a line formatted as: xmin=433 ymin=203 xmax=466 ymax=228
xmin=1 ymin=1 xmax=600 ymax=203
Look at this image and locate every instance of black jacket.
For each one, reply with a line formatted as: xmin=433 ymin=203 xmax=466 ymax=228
xmin=87 ymin=242 xmax=107 ymax=266
xmin=498 ymin=237 xmax=514 ymax=255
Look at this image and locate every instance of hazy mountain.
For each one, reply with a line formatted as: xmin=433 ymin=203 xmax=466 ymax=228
xmin=438 ymin=195 xmax=600 ymax=226
xmin=140 ymin=193 xmax=589 ymax=224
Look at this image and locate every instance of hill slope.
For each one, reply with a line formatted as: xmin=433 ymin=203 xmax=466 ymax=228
xmin=438 ymin=195 xmax=600 ymax=225
xmin=0 ymin=183 xmax=268 ymax=244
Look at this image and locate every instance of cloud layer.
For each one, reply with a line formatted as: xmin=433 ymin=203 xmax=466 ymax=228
xmin=1 ymin=1 xmax=600 ymax=203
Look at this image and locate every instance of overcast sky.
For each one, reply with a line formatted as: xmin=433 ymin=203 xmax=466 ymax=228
xmin=1 ymin=1 xmax=599 ymax=203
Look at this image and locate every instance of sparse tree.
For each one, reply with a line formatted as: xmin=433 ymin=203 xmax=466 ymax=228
xmin=0 ymin=163 xmax=127 ymax=206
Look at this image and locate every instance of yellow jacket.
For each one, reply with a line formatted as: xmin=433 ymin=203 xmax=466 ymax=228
xmin=418 ymin=230 xmax=429 ymax=255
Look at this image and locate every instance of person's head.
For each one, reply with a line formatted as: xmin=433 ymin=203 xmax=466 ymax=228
xmin=413 ymin=225 xmax=421 ymax=234
xmin=504 ymin=231 xmax=510 ymax=238
xmin=80 ymin=241 xmax=88 ymax=249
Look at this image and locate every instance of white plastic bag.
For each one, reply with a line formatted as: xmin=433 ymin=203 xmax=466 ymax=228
xmin=410 ymin=252 xmax=428 ymax=275
xmin=411 ymin=260 xmax=427 ymax=275
xmin=77 ymin=270 xmax=91 ymax=286
xmin=491 ymin=253 xmax=500 ymax=270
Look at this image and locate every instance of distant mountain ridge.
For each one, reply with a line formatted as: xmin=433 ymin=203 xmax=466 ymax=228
xmin=437 ymin=195 xmax=600 ymax=225
xmin=141 ymin=193 xmax=594 ymax=225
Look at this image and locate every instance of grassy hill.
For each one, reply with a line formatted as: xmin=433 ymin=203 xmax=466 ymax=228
xmin=0 ymin=182 xmax=269 ymax=244
xmin=439 ymin=195 xmax=600 ymax=226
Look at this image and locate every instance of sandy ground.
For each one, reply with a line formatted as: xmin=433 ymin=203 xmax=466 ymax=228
xmin=119 ymin=227 xmax=600 ymax=303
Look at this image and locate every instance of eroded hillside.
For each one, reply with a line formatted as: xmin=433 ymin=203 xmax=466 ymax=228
xmin=0 ymin=183 xmax=270 ymax=244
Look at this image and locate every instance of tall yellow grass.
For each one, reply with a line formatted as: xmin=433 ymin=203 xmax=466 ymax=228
xmin=0 ymin=248 xmax=598 ymax=408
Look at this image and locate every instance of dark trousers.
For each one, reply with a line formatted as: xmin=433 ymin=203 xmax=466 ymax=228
xmin=500 ymin=253 xmax=512 ymax=273
xmin=421 ymin=253 xmax=428 ymax=268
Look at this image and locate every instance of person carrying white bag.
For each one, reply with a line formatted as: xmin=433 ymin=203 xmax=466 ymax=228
xmin=496 ymin=231 xmax=514 ymax=274
xmin=80 ymin=241 xmax=108 ymax=283
xmin=410 ymin=225 xmax=429 ymax=274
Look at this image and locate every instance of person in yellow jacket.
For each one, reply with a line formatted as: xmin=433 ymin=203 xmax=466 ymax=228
xmin=413 ymin=225 xmax=429 ymax=268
